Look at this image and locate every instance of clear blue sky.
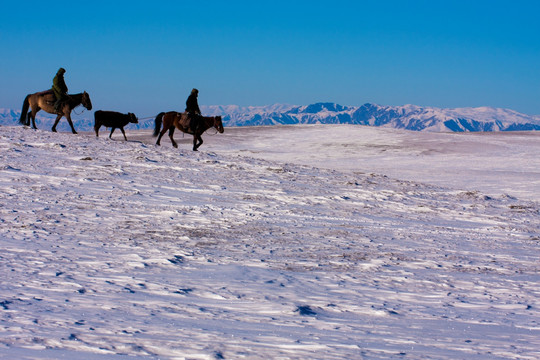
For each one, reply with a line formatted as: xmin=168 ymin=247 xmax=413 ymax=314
xmin=1 ymin=0 xmax=540 ymax=116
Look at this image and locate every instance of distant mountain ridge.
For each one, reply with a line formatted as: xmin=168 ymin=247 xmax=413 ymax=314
xmin=201 ymin=102 xmax=540 ymax=132
xmin=2 ymin=102 xmax=540 ymax=132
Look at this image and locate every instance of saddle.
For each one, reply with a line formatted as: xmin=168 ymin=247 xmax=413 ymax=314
xmin=36 ymin=89 xmax=64 ymax=108
xmin=45 ymin=90 xmax=70 ymax=112
xmin=35 ymin=90 xmax=55 ymax=105
xmin=174 ymin=112 xmax=194 ymax=132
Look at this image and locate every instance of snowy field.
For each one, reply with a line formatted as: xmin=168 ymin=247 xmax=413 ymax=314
xmin=140 ymin=124 xmax=540 ymax=202
xmin=0 ymin=124 xmax=539 ymax=359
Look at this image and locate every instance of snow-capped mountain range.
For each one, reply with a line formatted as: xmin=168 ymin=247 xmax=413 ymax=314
xmin=2 ymin=102 xmax=540 ymax=132
xmin=201 ymin=103 xmax=540 ymax=131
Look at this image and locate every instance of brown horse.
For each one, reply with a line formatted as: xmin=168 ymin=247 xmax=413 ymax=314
xmin=153 ymin=111 xmax=224 ymax=151
xmin=19 ymin=90 xmax=92 ymax=134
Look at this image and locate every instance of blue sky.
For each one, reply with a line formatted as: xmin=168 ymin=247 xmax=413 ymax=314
xmin=2 ymin=0 xmax=540 ymax=116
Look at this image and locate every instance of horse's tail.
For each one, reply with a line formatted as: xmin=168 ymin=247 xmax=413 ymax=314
xmin=153 ymin=112 xmax=165 ymax=137
xmin=19 ymin=95 xmax=30 ymax=125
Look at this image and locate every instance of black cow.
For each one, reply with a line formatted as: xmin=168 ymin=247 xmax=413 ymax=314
xmin=94 ymin=110 xmax=138 ymax=141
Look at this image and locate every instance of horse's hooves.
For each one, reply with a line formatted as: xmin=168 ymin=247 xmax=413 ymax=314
xmin=73 ymin=132 xmax=78 ymax=135
xmin=173 ymin=144 xmax=178 ymax=148
xmin=52 ymin=129 xmax=57 ymax=132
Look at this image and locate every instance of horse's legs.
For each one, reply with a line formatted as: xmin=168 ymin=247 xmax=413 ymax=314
xmin=51 ymin=114 xmax=62 ymax=132
xmin=109 ymin=128 xmax=116 ymax=139
xmin=30 ymin=112 xmax=37 ymax=129
xmin=156 ymin=126 xmax=167 ymax=146
xmin=65 ymin=113 xmax=77 ymax=134
xmin=193 ymin=134 xmax=203 ymax=151
xmin=95 ymin=124 xmax=101 ymax=137
xmin=30 ymin=107 xmax=39 ymax=129
xmin=169 ymin=127 xmax=178 ymax=148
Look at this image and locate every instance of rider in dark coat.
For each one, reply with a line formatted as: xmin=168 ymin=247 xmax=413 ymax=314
xmin=186 ymin=88 xmax=201 ymax=133
xmin=52 ymin=68 xmax=68 ymax=112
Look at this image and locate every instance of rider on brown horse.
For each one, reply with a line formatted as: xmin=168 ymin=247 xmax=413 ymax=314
xmin=186 ymin=88 xmax=202 ymax=133
xmin=52 ymin=68 xmax=68 ymax=113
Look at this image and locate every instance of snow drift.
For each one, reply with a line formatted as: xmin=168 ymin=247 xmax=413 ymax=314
xmin=0 ymin=125 xmax=539 ymax=359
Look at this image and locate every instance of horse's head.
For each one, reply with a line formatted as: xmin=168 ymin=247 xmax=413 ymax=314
xmin=128 ymin=113 xmax=138 ymax=124
xmin=214 ymin=116 xmax=224 ymax=133
xmin=82 ymin=91 xmax=92 ymax=111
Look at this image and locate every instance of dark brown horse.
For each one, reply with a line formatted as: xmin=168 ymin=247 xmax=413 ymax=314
xmin=19 ymin=90 xmax=92 ymax=134
xmin=153 ymin=111 xmax=224 ymax=151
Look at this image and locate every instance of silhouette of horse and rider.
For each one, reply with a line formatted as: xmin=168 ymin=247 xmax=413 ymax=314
xmin=153 ymin=88 xmax=224 ymax=151
xmin=19 ymin=68 xmax=92 ymax=134
xmin=18 ymin=69 xmax=224 ymax=150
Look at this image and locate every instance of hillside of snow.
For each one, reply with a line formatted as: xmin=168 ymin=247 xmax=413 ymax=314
xmin=1 ymin=125 xmax=539 ymax=359
xmin=3 ymin=101 xmax=540 ymax=133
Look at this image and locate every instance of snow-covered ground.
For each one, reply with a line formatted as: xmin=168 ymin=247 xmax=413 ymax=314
xmin=131 ymin=124 xmax=540 ymax=202
xmin=1 ymin=124 xmax=539 ymax=359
